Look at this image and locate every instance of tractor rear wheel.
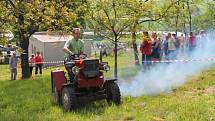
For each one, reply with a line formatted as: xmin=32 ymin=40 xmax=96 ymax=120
xmin=61 ymin=86 xmax=77 ymax=111
xmin=106 ymin=82 xmax=121 ymax=105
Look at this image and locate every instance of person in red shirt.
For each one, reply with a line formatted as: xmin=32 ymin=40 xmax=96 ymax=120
xmin=35 ymin=51 xmax=43 ymax=75
xmin=29 ymin=54 xmax=35 ymax=76
xmin=140 ymin=31 xmax=152 ymax=70
xmin=188 ymin=32 xmax=197 ymax=52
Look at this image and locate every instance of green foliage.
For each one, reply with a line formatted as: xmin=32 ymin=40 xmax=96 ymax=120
xmin=0 ymin=37 xmax=9 ymax=45
xmin=40 ymin=0 xmax=80 ymax=31
xmin=0 ymin=0 xmax=88 ymax=38
xmin=160 ymin=0 xmax=215 ymax=32
xmin=1 ymin=0 xmax=214 ymax=45
xmin=192 ymin=1 xmax=215 ymax=31
xmin=86 ymin=0 xmax=134 ymax=41
xmin=0 ymin=0 xmax=89 ymax=78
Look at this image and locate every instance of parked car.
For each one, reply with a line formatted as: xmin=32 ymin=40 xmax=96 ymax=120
xmin=0 ymin=45 xmax=7 ymax=51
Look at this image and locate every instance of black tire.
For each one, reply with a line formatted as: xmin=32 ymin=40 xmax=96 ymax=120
xmin=106 ymin=82 xmax=121 ymax=105
xmin=53 ymin=87 xmax=61 ymax=105
xmin=61 ymin=86 xmax=77 ymax=111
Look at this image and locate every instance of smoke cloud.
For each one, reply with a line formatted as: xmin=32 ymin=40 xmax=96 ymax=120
xmin=119 ymin=31 xmax=215 ymax=97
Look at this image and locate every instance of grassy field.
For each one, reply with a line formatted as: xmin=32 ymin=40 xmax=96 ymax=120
xmin=0 ymin=51 xmax=215 ymax=121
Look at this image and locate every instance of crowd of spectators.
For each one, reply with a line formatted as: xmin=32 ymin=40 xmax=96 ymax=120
xmin=140 ymin=30 xmax=205 ymax=70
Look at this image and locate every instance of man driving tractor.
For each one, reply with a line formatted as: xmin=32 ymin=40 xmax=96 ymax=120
xmin=51 ymin=28 xmax=121 ymax=110
xmin=63 ymin=28 xmax=85 ymax=81
xmin=63 ymin=28 xmax=84 ymax=59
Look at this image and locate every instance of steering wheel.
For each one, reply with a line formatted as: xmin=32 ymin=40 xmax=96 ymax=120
xmin=69 ymin=54 xmax=87 ymax=60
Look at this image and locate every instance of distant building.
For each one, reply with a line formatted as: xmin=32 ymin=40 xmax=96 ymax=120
xmin=29 ymin=32 xmax=92 ymax=66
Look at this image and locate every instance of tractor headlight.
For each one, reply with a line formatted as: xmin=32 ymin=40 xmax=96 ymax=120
xmin=72 ymin=66 xmax=80 ymax=75
xmin=104 ymin=64 xmax=110 ymax=71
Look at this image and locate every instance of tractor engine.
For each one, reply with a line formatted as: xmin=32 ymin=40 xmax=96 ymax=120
xmin=83 ymin=59 xmax=99 ymax=78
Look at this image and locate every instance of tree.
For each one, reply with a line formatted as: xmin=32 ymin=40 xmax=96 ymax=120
xmin=124 ymin=0 xmax=154 ymax=66
xmin=86 ymin=0 xmax=188 ymax=76
xmin=0 ymin=1 xmax=13 ymax=45
xmin=192 ymin=0 xmax=215 ymax=31
xmin=1 ymin=0 xmax=85 ymax=78
xmin=161 ymin=0 xmax=211 ymax=34
xmin=186 ymin=0 xmax=192 ymax=32
xmin=125 ymin=0 xmax=182 ymax=65
xmin=86 ymin=0 xmax=134 ymax=79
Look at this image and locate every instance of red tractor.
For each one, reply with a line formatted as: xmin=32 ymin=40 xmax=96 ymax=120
xmin=51 ymin=54 xmax=121 ymax=111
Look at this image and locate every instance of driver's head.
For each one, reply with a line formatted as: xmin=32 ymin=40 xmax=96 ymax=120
xmin=72 ymin=28 xmax=81 ymax=40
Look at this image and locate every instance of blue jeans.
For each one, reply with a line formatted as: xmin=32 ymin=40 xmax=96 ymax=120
xmin=69 ymin=74 xmax=74 ymax=81
xmin=167 ymin=50 xmax=176 ymax=60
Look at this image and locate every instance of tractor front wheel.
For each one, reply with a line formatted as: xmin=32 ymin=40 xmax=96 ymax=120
xmin=61 ymin=87 xmax=77 ymax=111
xmin=106 ymin=82 xmax=121 ymax=105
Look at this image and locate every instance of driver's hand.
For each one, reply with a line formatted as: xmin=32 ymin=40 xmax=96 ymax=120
xmin=74 ymin=54 xmax=78 ymax=58
xmin=69 ymin=52 xmax=74 ymax=55
xmin=79 ymin=54 xmax=85 ymax=59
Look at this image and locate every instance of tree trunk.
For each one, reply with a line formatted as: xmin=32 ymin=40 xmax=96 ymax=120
xmin=20 ymin=38 xmax=30 ymax=79
xmin=175 ymin=0 xmax=180 ymax=36
xmin=18 ymin=12 xmax=30 ymax=79
xmin=182 ymin=2 xmax=186 ymax=36
xmin=132 ymin=31 xmax=139 ymax=66
xmin=114 ymin=35 xmax=118 ymax=79
xmin=187 ymin=0 xmax=192 ymax=32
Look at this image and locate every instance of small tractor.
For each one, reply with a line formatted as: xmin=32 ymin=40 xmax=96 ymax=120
xmin=51 ymin=54 xmax=121 ymax=111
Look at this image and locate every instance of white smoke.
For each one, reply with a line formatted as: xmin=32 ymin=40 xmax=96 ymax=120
xmin=119 ymin=31 xmax=215 ymax=97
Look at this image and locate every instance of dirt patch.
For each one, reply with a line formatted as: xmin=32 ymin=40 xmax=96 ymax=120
xmin=123 ymin=116 xmax=135 ymax=121
xmin=202 ymin=87 xmax=215 ymax=95
xmin=152 ymin=117 xmax=165 ymax=121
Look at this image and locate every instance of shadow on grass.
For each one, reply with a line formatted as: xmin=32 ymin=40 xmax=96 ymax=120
xmin=49 ymin=90 xmax=123 ymax=116
xmin=51 ymin=98 xmax=115 ymax=116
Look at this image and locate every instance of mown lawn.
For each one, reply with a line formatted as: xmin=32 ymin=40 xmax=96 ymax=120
xmin=0 ymin=51 xmax=215 ymax=121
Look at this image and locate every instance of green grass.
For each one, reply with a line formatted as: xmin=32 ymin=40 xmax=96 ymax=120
xmin=0 ymin=51 xmax=215 ymax=121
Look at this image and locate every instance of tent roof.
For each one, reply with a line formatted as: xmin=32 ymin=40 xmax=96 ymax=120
xmin=31 ymin=32 xmax=73 ymax=43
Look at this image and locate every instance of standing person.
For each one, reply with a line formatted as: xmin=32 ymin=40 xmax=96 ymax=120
xmin=35 ymin=52 xmax=43 ymax=75
xmin=157 ymin=37 xmax=162 ymax=59
xmin=172 ymin=33 xmax=179 ymax=57
xmin=9 ymin=52 xmax=18 ymax=80
xmin=151 ymin=32 xmax=161 ymax=61
xmin=63 ymin=28 xmax=84 ymax=81
xmin=29 ymin=54 xmax=35 ymax=77
xmin=196 ymin=30 xmax=205 ymax=48
xmin=102 ymin=44 xmax=108 ymax=56
xmin=167 ymin=33 xmax=177 ymax=60
xmin=179 ymin=34 xmax=185 ymax=56
xmin=140 ymin=31 xmax=152 ymax=70
xmin=162 ymin=34 xmax=169 ymax=60
xmin=188 ymin=32 xmax=197 ymax=52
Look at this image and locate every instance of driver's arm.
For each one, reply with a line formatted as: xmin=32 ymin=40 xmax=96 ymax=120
xmin=63 ymin=40 xmax=73 ymax=55
xmin=79 ymin=41 xmax=85 ymax=58
xmin=80 ymin=41 xmax=84 ymax=54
